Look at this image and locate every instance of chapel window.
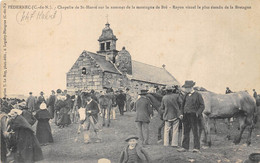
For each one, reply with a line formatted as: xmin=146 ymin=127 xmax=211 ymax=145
xmin=106 ymin=42 xmax=111 ymax=50
xmin=82 ymin=67 xmax=86 ymax=75
xmin=101 ymin=43 xmax=105 ymax=51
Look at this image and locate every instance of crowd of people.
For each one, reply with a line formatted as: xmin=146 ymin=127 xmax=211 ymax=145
xmin=0 ymin=83 xmax=259 ymax=163
xmin=0 ymin=87 xmax=135 ymax=162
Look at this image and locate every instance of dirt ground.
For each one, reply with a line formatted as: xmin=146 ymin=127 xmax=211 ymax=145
xmin=35 ymin=112 xmax=260 ymax=163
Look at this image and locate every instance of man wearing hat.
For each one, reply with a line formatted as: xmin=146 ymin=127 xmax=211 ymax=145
xmin=72 ymin=90 xmax=82 ymax=123
xmin=225 ymin=87 xmax=232 ymax=94
xmin=125 ymin=88 xmax=132 ymax=112
xmin=47 ymin=90 xmax=56 ymax=119
xmin=134 ymin=89 xmax=153 ymax=145
xmin=26 ymin=92 xmax=36 ymax=112
xmin=83 ymin=92 xmax=101 ymax=143
xmin=160 ymin=85 xmax=182 ymax=147
xmin=178 ymin=80 xmax=204 ymax=153
xmin=119 ymin=135 xmax=151 ymax=163
xmin=253 ymin=89 xmax=258 ymax=99
xmin=116 ymin=89 xmax=126 ymax=115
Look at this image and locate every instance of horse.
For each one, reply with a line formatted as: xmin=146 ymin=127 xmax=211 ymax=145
xmin=199 ymin=91 xmax=257 ymax=146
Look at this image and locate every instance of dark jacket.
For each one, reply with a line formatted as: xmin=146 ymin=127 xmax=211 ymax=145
xmin=47 ymin=95 xmax=56 ymax=107
xmin=9 ymin=115 xmax=43 ymax=163
xmin=134 ymin=96 xmax=153 ymax=123
xmin=85 ymin=100 xmax=99 ymax=124
xmin=160 ymin=93 xmax=182 ymax=121
xmin=22 ymin=110 xmax=36 ymax=126
xmin=225 ymin=89 xmax=232 ymax=94
xmin=253 ymin=92 xmax=257 ymax=99
xmin=72 ymin=95 xmax=82 ymax=108
xmin=181 ymin=91 xmax=205 ymax=115
xmin=116 ymin=93 xmax=126 ymax=106
xmin=119 ymin=144 xmax=151 ymax=163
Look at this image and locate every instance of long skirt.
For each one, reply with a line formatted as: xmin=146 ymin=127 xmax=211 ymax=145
xmin=13 ymin=128 xmax=43 ymax=163
xmin=36 ymin=119 xmax=54 ymax=144
xmin=57 ymin=108 xmax=71 ymax=126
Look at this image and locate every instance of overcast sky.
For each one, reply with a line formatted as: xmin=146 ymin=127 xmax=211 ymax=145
xmin=3 ymin=0 xmax=260 ymax=97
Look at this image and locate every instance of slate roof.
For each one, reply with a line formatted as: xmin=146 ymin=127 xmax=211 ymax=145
xmin=131 ymin=60 xmax=180 ymax=85
xmin=72 ymin=51 xmax=179 ymax=86
xmin=87 ymin=52 xmax=120 ymax=74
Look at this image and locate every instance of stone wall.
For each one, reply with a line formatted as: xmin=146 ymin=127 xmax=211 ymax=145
xmin=103 ymin=72 xmax=129 ymax=90
xmin=66 ymin=52 xmax=103 ymax=93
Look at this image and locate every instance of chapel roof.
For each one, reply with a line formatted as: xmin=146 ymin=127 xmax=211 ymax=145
xmin=83 ymin=51 xmax=179 ymax=86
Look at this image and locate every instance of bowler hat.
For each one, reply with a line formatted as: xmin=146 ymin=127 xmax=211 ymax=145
xmin=139 ymin=89 xmax=148 ymax=95
xmin=40 ymin=91 xmax=44 ymax=94
xmin=125 ymin=135 xmax=139 ymax=142
xmin=182 ymin=80 xmax=195 ymax=88
xmin=29 ymin=92 xmax=32 ymax=95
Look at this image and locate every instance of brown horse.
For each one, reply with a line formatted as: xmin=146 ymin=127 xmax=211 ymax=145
xmin=200 ymin=91 xmax=257 ymax=146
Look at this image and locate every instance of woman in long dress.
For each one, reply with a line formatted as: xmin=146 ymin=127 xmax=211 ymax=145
xmin=35 ymin=103 xmax=54 ymax=146
xmin=8 ymin=109 xmax=43 ymax=163
xmin=55 ymin=89 xmax=71 ymax=128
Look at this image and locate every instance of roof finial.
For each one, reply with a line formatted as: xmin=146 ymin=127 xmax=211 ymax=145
xmin=162 ymin=64 xmax=166 ymax=68
xmin=105 ymin=14 xmax=110 ymax=28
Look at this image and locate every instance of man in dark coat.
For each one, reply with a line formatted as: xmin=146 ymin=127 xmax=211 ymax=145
xmin=178 ymin=80 xmax=204 ymax=153
xmin=8 ymin=109 xmax=44 ymax=163
xmin=47 ymin=90 xmax=56 ymax=119
xmin=116 ymin=90 xmax=126 ymax=115
xmin=83 ymin=93 xmax=101 ymax=143
xmin=160 ymin=85 xmax=182 ymax=147
xmin=90 ymin=89 xmax=98 ymax=103
xmin=134 ymin=90 xmax=153 ymax=145
xmin=253 ymin=89 xmax=258 ymax=99
xmin=72 ymin=90 xmax=82 ymax=123
xmin=225 ymin=87 xmax=233 ymax=94
xmin=26 ymin=92 xmax=36 ymax=112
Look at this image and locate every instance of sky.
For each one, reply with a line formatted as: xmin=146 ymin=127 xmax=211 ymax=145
xmin=2 ymin=0 xmax=260 ymax=97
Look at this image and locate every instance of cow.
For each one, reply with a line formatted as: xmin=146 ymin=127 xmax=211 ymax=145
xmin=199 ymin=91 xmax=257 ymax=146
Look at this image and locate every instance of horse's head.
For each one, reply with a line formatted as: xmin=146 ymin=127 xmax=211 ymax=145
xmin=79 ymin=91 xmax=90 ymax=107
xmin=146 ymin=93 xmax=163 ymax=111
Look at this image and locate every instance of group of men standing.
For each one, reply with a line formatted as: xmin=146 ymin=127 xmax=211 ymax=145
xmin=134 ymin=80 xmax=205 ymax=153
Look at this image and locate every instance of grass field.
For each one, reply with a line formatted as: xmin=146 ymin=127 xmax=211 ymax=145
xmin=36 ymin=111 xmax=260 ymax=163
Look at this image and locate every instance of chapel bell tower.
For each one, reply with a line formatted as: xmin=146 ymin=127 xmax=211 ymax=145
xmin=97 ymin=22 xmax=118 ymax=63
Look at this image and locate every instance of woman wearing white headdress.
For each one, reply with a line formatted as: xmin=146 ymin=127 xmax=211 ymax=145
xmin=35 ymin=102 xmax=53 ymax=146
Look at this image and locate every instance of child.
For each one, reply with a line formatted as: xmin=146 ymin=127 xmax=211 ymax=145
xmin=119 ymin=135 xmax=151 ymax=163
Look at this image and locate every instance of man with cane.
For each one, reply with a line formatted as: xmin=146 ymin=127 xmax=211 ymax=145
xmin=83 ymin=93 xmax=101 ymax=144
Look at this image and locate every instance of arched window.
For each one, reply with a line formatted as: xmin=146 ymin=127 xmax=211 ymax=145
xmin=82 ymin=67 xmax=86 ymax=75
